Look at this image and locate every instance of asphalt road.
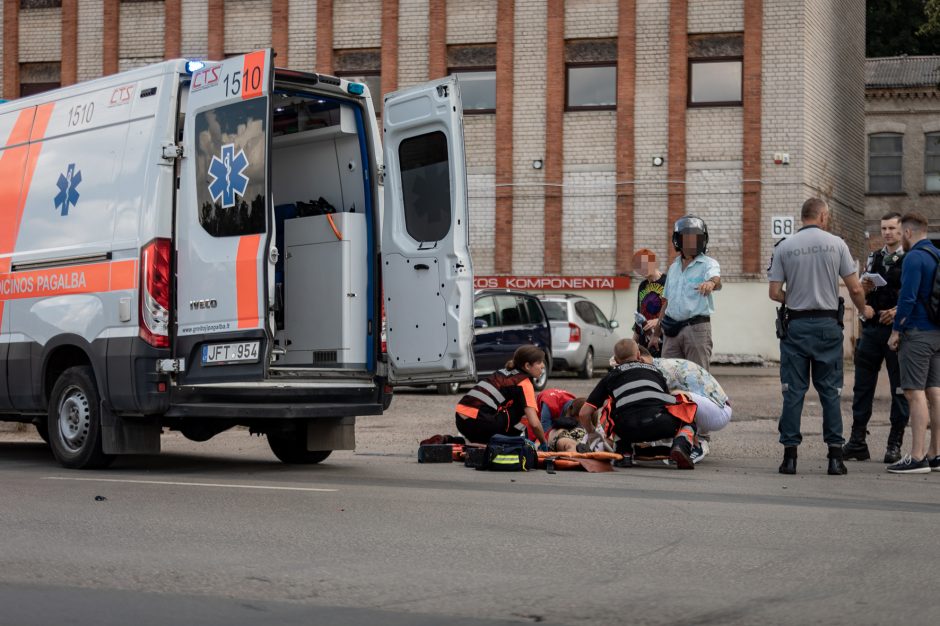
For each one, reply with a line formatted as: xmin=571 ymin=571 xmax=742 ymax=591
xmin=1 ymin=367 xmax=939 ymax=625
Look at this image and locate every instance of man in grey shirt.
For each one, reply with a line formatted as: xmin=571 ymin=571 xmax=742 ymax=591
xmin=768 ymin=198 xmax=873 ymax=475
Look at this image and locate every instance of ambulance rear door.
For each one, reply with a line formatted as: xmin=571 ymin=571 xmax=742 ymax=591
xmin=174 ymin=50 xmax=274 ymax=385
xmin=382 ymin=76 xmax=475 ymax=385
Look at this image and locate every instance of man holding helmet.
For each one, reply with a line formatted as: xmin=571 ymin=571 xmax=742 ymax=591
xmin=655 ymin=215 xmax=721 ymax=370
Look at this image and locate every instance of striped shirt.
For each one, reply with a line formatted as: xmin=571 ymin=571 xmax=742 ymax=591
xmin=585 ymin=361 xmax=675 ymax=423
xmin=456 ymin=369 xmax=537 ymax=424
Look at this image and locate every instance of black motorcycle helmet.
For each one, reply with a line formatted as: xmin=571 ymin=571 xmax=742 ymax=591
xmin=672 ymin=215 xmax=709 ymax=256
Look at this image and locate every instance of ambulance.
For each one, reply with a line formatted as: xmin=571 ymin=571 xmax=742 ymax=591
xmin=0 ymin=49 xmax=475 ymax=468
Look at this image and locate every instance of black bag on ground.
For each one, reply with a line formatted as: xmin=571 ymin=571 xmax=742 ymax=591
xmin=478 ymin=434 xmax=537 ymax=472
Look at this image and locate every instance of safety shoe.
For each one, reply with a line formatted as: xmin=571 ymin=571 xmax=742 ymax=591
xmin=883 ymin=443 xmax=903 ymax=465
xmin=779 ymin=446 xmax=797 ymax=475
xmin=842 ymin=439 xmax=870 ymax=461
xmin=928 ymin=455 xmax=940 ymax=471
xmin=827 ymin=447 xmax=847 ymax=475
xmin=886 ymin=455 xmax=931 ymax=474
xmin=669 ymin=439 xmax=694 ymax=470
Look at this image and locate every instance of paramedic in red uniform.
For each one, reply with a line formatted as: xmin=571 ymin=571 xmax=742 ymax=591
xmin=455 ymin=346 xmax=550 ymax=447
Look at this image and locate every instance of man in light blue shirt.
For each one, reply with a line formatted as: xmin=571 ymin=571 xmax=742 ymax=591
xmin=656 ymin=216 xmax=721 ymax=370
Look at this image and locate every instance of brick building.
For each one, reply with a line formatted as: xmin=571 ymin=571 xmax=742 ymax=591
xmin=865 ymin=55 xmax=940 ymax=243
xmin=0 ymin=0 xmax=866 ymax=359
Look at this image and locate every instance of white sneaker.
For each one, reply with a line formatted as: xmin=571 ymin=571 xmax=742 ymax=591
xmin=690 ymin=439 xmax=710 ymax=464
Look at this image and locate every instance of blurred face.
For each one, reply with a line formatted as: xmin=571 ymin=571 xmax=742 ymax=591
xmin=881 ymin=218 xmax=901 ymax=247
xmin=681 ymin=233 xmax=700 ymax=257
xmin=635 ymin=253 xmax=657 ymax=277
xmin=523 ymin=360 xmax=545 ymax=379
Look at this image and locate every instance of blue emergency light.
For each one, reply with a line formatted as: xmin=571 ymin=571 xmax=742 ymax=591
xmin=184 ymin=60 xmax=206 ymax=74
xmin=347 ymin=82 xmax=365 ymax=96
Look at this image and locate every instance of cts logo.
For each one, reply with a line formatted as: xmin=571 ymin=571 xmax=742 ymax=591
xmin=192 ymin=66 xmax=221 ymax=92
xmin=109 ymin=85 xmax=135 ymax=107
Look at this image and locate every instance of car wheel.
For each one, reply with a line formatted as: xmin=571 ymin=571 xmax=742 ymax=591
xmin=267 ymin=430 xmax=333 ymax=465
xmin=579 ymin=348 xmax=594 ymax=379
xmin=436 ymin=382 xmax=461 ymax=395
xmin=47 ymin=365 xmax=114 ymax=469
xmin=534 ymin=357 xmax=551 ymax=391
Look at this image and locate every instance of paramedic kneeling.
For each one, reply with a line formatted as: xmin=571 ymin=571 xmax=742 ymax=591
xmin=577 ymin=338 xmax=696 ymax=469
xmin=455 ymin=345 xmax=549 ymax=448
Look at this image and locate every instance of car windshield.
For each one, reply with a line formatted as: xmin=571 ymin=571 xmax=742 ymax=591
xmin=540 ymin=301 xmax=568 ymax=321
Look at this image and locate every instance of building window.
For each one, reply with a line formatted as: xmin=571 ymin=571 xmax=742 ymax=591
xmin=448 ymin=45 xmax=496 ymax=114
xmin=926 ymin=133 xmax=940 ymax=192
xmin=452 ymin=69 xmax=495 ymax=113
xmin=869 ymin=133 xmax=903 ymax=194
xmin=19 ymin=62 xmax=60 ymax=98
xmin=689 ymin=60 xmax=742 ymax=106
xmin=20 ymin=0 xmax=61 ymax=8
xmin=688 ymin=33 xmax=743 ymax=107
xmin=334 ymin=48 xmax=381 ymax=112
xmin=565 ymin=39 xmax=617 ymax=110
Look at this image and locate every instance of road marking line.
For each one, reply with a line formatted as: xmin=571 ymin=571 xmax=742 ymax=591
xmin=41 ymin=477 xmax=337 ymax=492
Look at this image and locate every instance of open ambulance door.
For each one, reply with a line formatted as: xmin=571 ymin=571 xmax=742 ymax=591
xmin=174 ymin=50 xmax=274 ymax=385
xmin=382 ymin=77 xmax=476 ymax=386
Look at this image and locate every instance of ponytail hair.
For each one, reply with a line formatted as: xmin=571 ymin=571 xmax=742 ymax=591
xmin=505 ymin=345 xmax=545 ymax=371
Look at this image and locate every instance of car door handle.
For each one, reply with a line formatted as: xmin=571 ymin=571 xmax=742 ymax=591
xmin=414 ymin=263 xmax=430 ymax=271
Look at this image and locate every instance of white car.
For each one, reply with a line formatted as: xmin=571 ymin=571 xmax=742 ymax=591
xmin=536 ymin=294 xmax=621 ymax=378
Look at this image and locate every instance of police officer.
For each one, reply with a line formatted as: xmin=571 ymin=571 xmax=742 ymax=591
xmin=768 ymin=198 xmax=873 ymax=475
xmin=843 ymin=212 xmax=910 ymax=464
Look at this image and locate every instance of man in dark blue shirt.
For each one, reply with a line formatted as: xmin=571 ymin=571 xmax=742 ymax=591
xmin=887 ymin=212 xmax=940 ymax=474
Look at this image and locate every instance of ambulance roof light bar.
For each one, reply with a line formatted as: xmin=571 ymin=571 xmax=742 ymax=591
xmin=184 ymin=60 xmax=206 ymax=74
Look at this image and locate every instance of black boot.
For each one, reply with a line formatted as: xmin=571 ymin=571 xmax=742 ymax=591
xmin=828 ymin=446 xmax=848 ymax=475
xmin=884 ymin=426 xmax=905 ymax=464
xmin=842 ymin=429 xmax=870 ymax=461
xmin=779 ymin=446 xmax=797 ymax=474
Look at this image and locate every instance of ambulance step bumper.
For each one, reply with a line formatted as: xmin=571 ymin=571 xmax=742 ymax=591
xmin=164 ymin=402 xmax=383 ymax=419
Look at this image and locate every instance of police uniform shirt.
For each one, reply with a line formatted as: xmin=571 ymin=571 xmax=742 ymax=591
xmin=768 ymin=226 xmax=855 ymax=311
xmin=585 ymin=361 xmax=675 ymax=423
xmin=864 ymin=246 xmax=904 ymax=316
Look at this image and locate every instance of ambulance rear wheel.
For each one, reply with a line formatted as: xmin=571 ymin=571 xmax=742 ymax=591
xmin=267 ymin=431 xmax=332 ymax=465
xmin=47 ymin=366 xmax=114 ymax=469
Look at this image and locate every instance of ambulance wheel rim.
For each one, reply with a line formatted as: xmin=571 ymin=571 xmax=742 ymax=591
xmin=57 ymin=385 xmax=91 ymax=452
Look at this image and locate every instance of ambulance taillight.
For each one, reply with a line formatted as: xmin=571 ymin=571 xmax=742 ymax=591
xmin=140 ymin=238 xmax=171 ymax=348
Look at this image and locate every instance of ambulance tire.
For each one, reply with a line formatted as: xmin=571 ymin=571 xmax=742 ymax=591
xmin=267 ymin=431 xmax=332 ymax=465
xmin=578 ymin=349 xmax=594 ymax=379
xmin=47 ymin=366 xmax=115 ymax=469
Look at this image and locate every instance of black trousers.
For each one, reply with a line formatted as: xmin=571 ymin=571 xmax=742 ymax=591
xmin=851 ymin=323 xmax=909 ymax=434
xmin=613 ymin=411 xmax=691 ymax=446
xmin=455 ymin=411 xmax=515 ymax=444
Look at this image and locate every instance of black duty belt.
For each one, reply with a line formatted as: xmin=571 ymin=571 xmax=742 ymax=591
xmin=684 ymin=315 xmax=710 ymax=325
xmin=788 ymin=309 xmax=839 ymax=320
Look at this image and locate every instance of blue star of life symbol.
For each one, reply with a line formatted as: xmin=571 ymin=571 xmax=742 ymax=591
xmin=54 ymin=163 xmax=82 ymax=216
xmin=207 ymin=143 xmax=250 ymax=209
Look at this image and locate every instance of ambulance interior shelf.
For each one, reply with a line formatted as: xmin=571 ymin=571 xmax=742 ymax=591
xmin=270 ymin=94 xmax=368 ymax=370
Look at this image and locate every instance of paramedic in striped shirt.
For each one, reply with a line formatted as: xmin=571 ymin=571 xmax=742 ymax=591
xmin=577 ymin=338 xmax=697 ymax=469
